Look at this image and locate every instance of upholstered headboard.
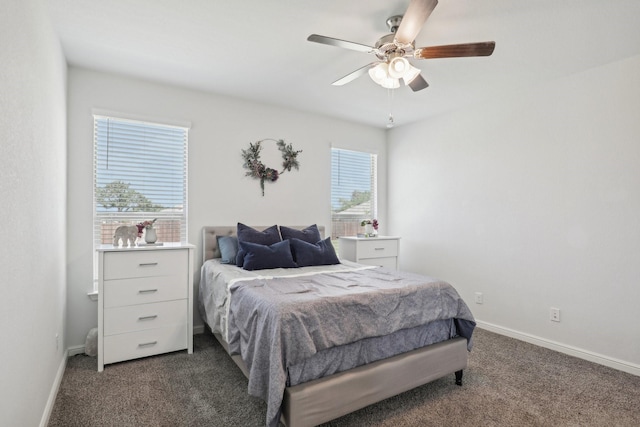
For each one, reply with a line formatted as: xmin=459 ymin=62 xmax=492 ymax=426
xmin=201 ymin=225 xmax=325 ymax=264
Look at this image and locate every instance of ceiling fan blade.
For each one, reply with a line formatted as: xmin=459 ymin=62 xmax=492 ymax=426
xmin=395 ymin=0 xmax=438 ymax=45
xmin=414 ymin=41 xmax=496 ymax=59
xmin=307 ymin=34 xmax=374 ymax=53
xmin=407 ymin=74 xmax=429 ymax=91
xmin=332 ymin=62 xmax=381 ymax=86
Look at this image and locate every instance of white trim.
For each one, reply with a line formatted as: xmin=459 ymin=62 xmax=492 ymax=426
xmin=476 ymin=320 xmax=640 ymax=377
xmin=330 ymin=143 xmax=380 ymax=156
xmin=68 ymin=345 xmax=87 ymax=357
xmin=39 ymin=349 xmax=68 ymax=427
xmin=91 ymin=108 xmax=191 ymax=129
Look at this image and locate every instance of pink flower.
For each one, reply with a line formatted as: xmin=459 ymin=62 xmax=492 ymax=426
xmin=136 ymin=219 xmax=157 ymax=237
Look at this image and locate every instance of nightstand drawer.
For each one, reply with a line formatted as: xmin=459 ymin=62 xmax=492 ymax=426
xmin=103 ymin=324 xmax=188 ymax=364
xmin=104 ymin=300 xmax=187 ymax=336
xmin=358 ymin=256 xmax=397 ymax=270
xmin=103 ymin=275 xmax=187 ymax=308
xmin=103 ymin=250 xmax=188 ymax=280
xmin=357 ymin=239 xmax=399 ymax=259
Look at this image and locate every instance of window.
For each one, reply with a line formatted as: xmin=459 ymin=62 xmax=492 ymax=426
xmin=330 ymin=148 xmax=378 ymax=240
xmin=93 ymin=115 xmax=189 ymax=248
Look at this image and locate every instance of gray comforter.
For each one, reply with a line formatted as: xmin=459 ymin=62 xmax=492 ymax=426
xmin=226 ymin=267 xmax=476 ymax=427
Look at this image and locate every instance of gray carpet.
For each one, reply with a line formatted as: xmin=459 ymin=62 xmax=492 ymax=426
xmin=49 ymin=328 xmax=640 ymax=426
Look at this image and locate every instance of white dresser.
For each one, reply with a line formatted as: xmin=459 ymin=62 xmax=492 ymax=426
xmin=97 ymin=243 xmax=195 ymax=371
xmin=338 ymin=236 xmax=401 ymax=270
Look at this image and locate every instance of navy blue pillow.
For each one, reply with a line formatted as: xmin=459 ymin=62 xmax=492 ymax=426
xmin=280 ymin=224 xmax=322 ymax=243
xmin=217 ymin=236 xmax=238 ymax=264
xmin=289 ymin=237 xmax=340 ymax=267
xmin=236 ymin=223 xmax=281 ymax=266
xmin=240 ymin=240 xmax=298 ymax=271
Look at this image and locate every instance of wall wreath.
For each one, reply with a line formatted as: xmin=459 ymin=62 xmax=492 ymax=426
xmin=241 ymin=138 xmax=302 ymax=196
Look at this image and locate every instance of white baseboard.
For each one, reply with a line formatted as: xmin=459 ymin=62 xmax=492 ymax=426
xmin=476 ymin=320 xmax=640 ymax=377
xmin=193 ymin=324 xmax=205 ymax=335
xmin=68 ymin=344 xmax=87 ymax=357
xmin=39 ymin=349 xmax=68 ymax=427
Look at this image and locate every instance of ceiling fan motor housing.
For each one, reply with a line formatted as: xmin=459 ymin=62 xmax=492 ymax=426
xmin=374 ymin=33 xmax=415 ymax=61
xmin=374 ymin=14 xmax=418 ymax=61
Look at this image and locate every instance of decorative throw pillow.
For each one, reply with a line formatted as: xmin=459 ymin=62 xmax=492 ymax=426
xmin=235 ymin=223 xmax=281 ymax=266
xmin=217 ymin=235 xmax=238 ymax=264
xmin=240 ymin=240 xmax=298 ymax=271
xmin=280 ymin=224 xmax=322 ymax=243
xmin=288 ymin=237 xmax=340 ymax=267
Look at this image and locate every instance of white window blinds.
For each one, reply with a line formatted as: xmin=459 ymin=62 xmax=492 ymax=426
xmin=93 ymin=115 xmax=189 ymax=246
xmin=330 ymin=148 xmax=378 ymax=238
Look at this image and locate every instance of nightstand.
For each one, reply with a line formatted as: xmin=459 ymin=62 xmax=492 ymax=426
xmin=97 ymin=243 xmax=194 ymax=371
xmin=338 ymin=236 xmax=401 ymax=270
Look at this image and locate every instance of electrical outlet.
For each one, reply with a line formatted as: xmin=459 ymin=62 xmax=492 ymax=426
xmin=550 ymin=307 xmax=560 ymax=322
xmin=474 ymin=292 xmax=483 ymax=304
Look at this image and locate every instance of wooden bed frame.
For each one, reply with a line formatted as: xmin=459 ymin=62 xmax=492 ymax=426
xmin=201 ymin=226 xmax=468 ymax=427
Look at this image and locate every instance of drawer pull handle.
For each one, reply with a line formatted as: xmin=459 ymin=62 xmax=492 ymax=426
xmin=138 ymin=341 xmax=158 ymax=347
xmin=138 ymin=289 xmax=158 ymax=294
xmin=374 ymin=248 xmax=385 ymax=251
xmin=138 ymin=315 xmax=158 ymax=321
xmin=139 ymin=262 xmax=158 ymax=266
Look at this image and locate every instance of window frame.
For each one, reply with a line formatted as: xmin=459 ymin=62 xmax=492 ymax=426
xmin=330 ymin=147 xmax=378 ymax=240
xmin=92 ymin=112 xmax=190 ymax=248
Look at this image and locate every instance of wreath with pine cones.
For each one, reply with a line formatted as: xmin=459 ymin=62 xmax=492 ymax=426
xmin=241 ymin=139 xmax=302 ymax=196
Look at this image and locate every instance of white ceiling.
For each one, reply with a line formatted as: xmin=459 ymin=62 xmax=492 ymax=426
xmin=48 ymin=0 xmax=640 ymax=129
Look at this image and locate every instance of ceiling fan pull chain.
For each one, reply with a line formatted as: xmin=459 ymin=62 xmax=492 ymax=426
xmin=387 ymin=89 xmax=395 ymax=128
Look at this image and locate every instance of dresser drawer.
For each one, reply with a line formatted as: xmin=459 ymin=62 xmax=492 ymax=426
xmin=358 ymin=256 xmax=398 ymax=270
xmin=104 ymin=300 xmax=187 ymax=336
xmin=103 ymin=324 xmax=188 ymax=365
xmin=103 ymin=249 xmax=188 ymax=280
xmin=103 ymin=275 xmax=188 ymax=308
xmin=357 ymin=239 xmax=399 ymax=259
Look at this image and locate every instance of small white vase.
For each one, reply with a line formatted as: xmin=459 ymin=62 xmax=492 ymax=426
xmin=144 ymin=227 xmax=157 ymax=244
xmin=364 ymin=224 xmax=374 ymax=236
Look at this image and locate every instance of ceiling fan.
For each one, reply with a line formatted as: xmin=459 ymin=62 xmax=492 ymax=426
xmin=307 ymin=0 xmax=495 ymax=92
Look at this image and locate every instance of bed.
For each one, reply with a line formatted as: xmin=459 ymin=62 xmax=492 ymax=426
xmin=199 ymin=225 xmax=475 ymax=427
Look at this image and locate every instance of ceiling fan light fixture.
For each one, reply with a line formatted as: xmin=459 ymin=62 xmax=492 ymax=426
xmin=388 ymin=56 xmax=409 ymax=79
xmin=368 ymin=63 xmax=389 ymax=85
xmin=369 ymin=62 xmax=400 ymax=89
xmin=402 ymin=64 xmax=421 ymax=85
xmin=380 ymin=77 xmax=400 ymax=89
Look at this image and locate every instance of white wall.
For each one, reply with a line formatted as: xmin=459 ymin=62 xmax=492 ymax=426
xmin=66 ymin=67 xmax=387 ymax=348
xmin=0 ymin=0 xmax=68 ymax=425
xmin=388 ymin=55 xmax=640 ymax=373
